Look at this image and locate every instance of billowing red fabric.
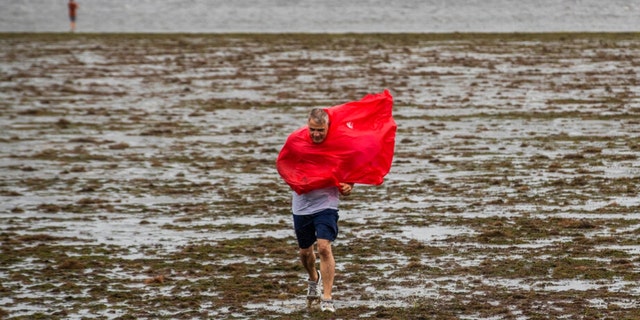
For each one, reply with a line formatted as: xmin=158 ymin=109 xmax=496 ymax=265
xmin=277 ymin=89 xmax=396 ymax=194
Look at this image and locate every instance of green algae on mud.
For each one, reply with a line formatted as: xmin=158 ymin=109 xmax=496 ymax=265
xmin=1 ymin=32 xmax=640 ymax=319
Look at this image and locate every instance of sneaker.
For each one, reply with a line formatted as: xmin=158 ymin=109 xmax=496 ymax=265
xmin=320 ymin=299 xmax=335 ymax=312
xmin=307 ymin=270 xmax=321 ymax=299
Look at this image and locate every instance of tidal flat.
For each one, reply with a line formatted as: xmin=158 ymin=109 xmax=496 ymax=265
xmin=1 ymin=32 xmax=639 ymax=319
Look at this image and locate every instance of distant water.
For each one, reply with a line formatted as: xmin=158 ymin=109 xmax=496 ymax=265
xmin=1 ymin=0 xmax=639 ymax=33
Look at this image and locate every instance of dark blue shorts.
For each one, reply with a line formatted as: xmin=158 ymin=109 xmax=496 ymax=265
xmin=293 ymin=209 xmax=339 ymax=249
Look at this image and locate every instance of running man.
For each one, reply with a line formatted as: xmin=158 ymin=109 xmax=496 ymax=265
xmin=288 ymin=108 xmax=354 ymax=313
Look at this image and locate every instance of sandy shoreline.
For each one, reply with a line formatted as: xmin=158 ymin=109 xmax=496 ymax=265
xmin=1 ymin=33 xmax=639 ymax=319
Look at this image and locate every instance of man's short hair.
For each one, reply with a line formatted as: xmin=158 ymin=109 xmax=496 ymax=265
xmin=308 ymin=108 xmax=329 ymax=125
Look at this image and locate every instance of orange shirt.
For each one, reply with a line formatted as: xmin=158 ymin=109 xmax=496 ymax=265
xmin=68 ymin=2 xmax=78 ymax=17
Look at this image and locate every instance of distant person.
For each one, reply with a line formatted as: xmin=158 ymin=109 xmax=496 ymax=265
xmin=68 ymin=0 xmax=79 ymax=32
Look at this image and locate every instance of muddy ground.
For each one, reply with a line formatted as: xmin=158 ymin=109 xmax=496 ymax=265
xmin=1 ymin=33 xmax=639 ymax=319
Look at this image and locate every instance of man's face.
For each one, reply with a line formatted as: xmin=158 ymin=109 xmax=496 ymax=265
xmin=308 ymin=119 xmax=328 ymax=144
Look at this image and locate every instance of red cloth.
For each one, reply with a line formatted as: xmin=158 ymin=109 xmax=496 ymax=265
xmin=277 ymin=89 xmax=396 ymax=194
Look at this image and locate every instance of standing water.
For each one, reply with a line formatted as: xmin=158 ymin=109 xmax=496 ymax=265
xmin=1 ymin=0 xmax=639 ymax=33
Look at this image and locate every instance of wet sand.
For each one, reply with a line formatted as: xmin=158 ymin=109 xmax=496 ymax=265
xmin=1 ymin=33 xmax=640 ymax=319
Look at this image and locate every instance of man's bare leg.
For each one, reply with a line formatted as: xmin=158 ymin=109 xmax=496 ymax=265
xmin=300 ymin=245 xmax=319 ymax=282
xmin=300 ymin=245 xmax=321 ymax=307
xmin=316 ymin=239 xmax=335 ymax=300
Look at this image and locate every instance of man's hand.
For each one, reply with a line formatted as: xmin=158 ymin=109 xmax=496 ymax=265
xmin=339 ymin=183 xmax=354 ymax=196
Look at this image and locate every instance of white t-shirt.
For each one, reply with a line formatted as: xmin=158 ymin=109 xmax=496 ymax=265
xmin=292 ymin=186 xmax=339 ymax=215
